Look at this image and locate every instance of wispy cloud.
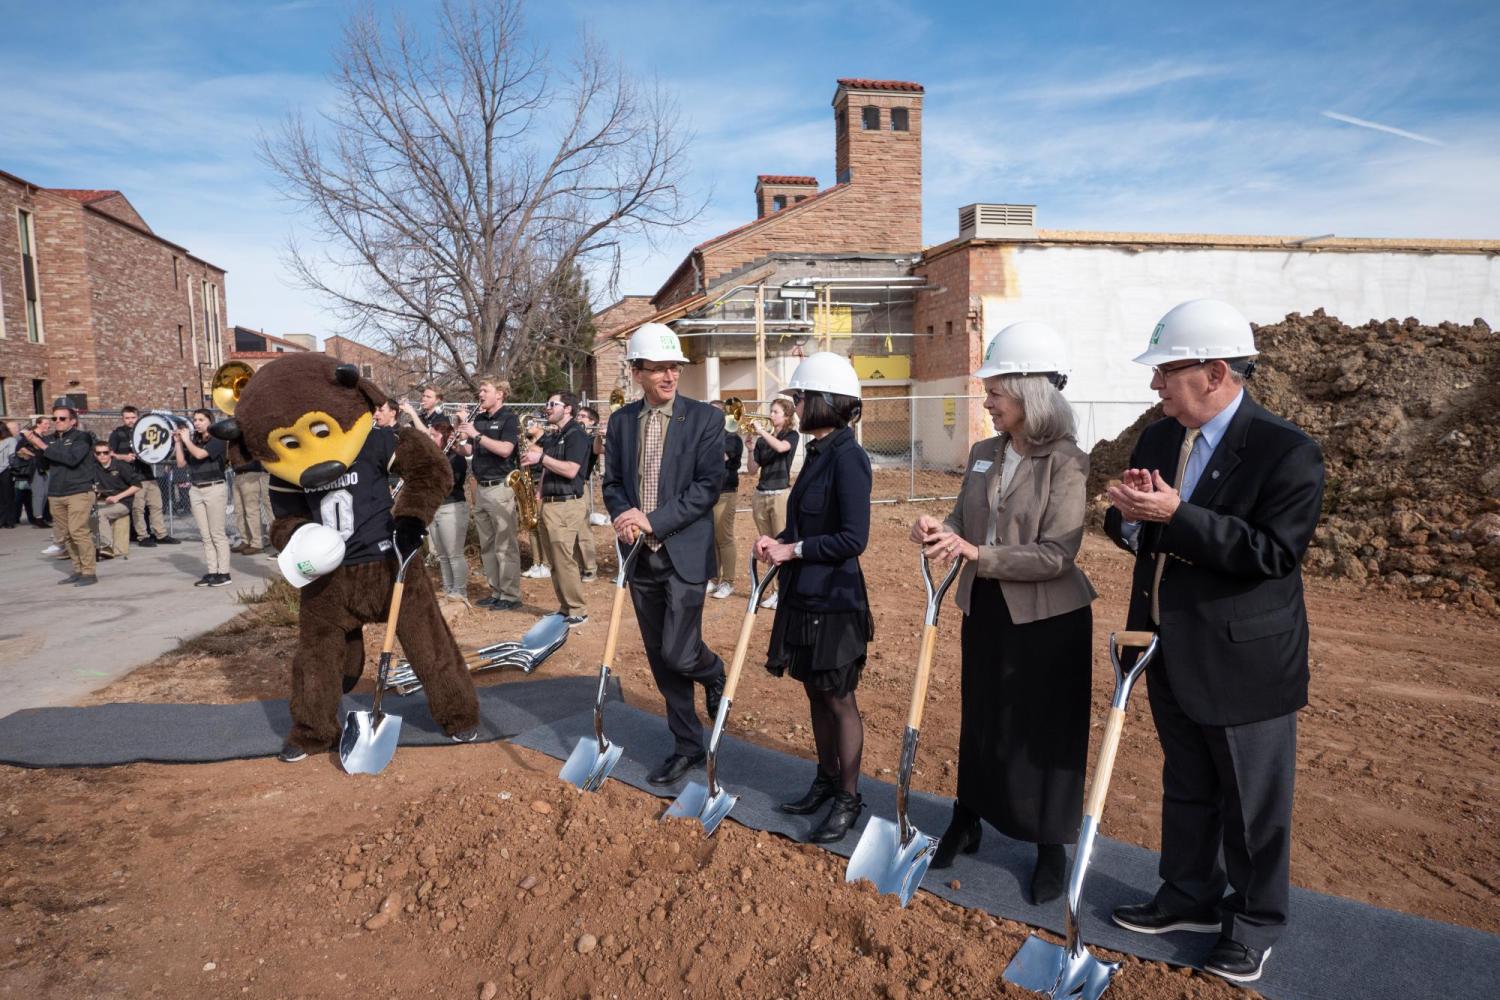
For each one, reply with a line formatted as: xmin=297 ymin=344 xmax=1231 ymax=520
xmin=1321 ymin=111 xmax=1444 ymax=146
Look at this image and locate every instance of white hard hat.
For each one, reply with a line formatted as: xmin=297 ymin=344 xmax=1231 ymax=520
xmin=1134 ymin=299 xmax=1257 ymax=367
xmin=976 ymin=320 xmax=1071 ymax=385
xmin=277 ymin=523 xmax=347 ymax=588
xmin=787 ymin=352 xmax=861 ymax=399
xmin=625 ymin=322 xmax=690 ymax=364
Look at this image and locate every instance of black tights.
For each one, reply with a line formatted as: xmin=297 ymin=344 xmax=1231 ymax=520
xmin=805 ymin=683 xmax=863 ymax=795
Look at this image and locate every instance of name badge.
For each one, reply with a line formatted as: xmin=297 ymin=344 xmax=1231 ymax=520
xmin=971 ymin=459 xmax=993 ymax=474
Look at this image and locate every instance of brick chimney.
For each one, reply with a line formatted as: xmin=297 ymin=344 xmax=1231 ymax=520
xmin=832 ymin=79 xmax=923 ymax=249
xmin=754 ymin=175 xmax=819 ymax=218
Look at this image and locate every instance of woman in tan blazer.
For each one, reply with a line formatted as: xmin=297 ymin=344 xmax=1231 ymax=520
xmin=911 ymin=321 xmax=1097 ymax=904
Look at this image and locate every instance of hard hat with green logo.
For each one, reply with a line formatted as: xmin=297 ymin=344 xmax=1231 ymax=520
xmin=1135 ymin=299 xmax=1257 ymax=367
xmin=976 ymin=320 xmax=1071 ymax=389
xmin=626 ymin=322 xmax=690 ymax=364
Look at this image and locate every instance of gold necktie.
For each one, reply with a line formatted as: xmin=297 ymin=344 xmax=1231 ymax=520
xmin=1150 ymin=427 xmax=1200 ymax=625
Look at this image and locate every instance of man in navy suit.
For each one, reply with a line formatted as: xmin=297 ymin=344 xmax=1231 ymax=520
xmin=1104 ymin=300 xmax=1325 ymax=985
xmin=602 ymin=323 xmax=728 ymax=786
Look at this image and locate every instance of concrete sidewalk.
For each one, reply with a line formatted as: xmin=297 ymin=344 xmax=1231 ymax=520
xmin=0 ymin=524 xmax=278 ymax=716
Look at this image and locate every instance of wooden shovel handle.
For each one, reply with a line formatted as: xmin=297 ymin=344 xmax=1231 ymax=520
xmin=1084 ymin=707 xmax=1126 ymax=820
xmin=381 ymin=581 xmax=406 ymax=657
xmin=1114 ymin=630 xmax=1155 ymax=650
xmin=601 ymin=582 xmax=630 ymax=669
xmin=721 ymin=609 xmax=760 ymax=707
xmin=904 ymin=623 xmax=940 ymax=731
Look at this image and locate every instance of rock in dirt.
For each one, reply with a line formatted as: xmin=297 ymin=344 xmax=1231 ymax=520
xmin=576 ymin=932 xmax=598 ymax=954
xmin=364 ymin=912 xmax=391 ymax=931
xmin=529 ymin=800 xmax=553 ymax=815
xmin=517 ymin=875 xmax=537 ymax=891
xmin=478 ymin=982 xmax=498 ymax=1000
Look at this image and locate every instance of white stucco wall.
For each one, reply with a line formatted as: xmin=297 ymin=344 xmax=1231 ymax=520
xmin=980 ymin=244 xmax=1500 ymax=448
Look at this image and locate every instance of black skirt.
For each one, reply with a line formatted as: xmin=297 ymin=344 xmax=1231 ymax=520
xmin=957 ymin=578 xmax=1092 ymax=845
xmin=764 ymin=602 xmax=874 ymax=696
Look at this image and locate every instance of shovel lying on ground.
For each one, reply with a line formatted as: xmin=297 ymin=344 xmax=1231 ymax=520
xmin=338 ymin=535 xmax=422 ymax=775
xmin=1003 ymin=630 xmax=1161 ymax=1000
xmin=383 ymin=613 xmax=570 ymax=694
xmin=663 ymin=559 xmax=781 ymax=836
xmin=559 ymin=535 xmax=644 ymax=791
xmin=846 ymin=552 xmax=964 ymax=906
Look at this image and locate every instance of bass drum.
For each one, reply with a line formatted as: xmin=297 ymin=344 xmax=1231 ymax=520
xmin=133 ymin=412 xmax=190 ymax=465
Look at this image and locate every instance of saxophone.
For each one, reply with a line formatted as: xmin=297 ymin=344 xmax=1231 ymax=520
xmin=508 ymin=468 xmax=540 ymax=531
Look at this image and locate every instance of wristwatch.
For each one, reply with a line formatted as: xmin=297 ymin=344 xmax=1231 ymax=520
xmin=793 ymin=540 xmax=804 ymax=559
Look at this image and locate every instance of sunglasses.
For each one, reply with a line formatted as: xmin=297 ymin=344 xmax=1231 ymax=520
xmin=543 ymin=400 xmax=563 ymax=409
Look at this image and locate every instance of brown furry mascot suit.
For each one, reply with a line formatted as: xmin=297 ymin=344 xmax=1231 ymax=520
xmin=212 ymin=353 xmax=480 ymax=762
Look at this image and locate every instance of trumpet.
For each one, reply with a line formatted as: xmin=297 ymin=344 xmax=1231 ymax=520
xmin=724 ymin=397 xmax=772 ymax=436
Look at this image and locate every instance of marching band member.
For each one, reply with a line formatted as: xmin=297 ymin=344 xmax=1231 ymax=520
xmin=911 ymin=322 xmax=1096 ymax=903
xmin=90 ymin=439 xmax=142 ymax=558
xmin=602 ymin=324 xmax=728 ymax=786
xmin=175 ymin=408 xmax=233 ymax=587
xmin=745 ymin=397 xmax=799 ymax=609
xmin=705 ymin=400 xmax=744 ymax=600
xmin=457 ymin=377 xmax=523 ymax=611
xmin=756 ymin=353 xmax=873 ymax=844
xmin=110 ymin=405 xmax=175 ymax=546
xmin=522 ymin=392 xmax=593 ymax=626
xmin=427 ymin=417 xmax=472 ymax=603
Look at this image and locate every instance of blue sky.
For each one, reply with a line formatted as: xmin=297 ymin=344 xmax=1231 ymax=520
xmin=3 ymin=0 xmax=1496 ymax=342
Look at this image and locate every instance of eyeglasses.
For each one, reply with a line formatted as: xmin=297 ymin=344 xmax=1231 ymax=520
xmin=1150 ymin=360 xmax=1208 ymax=380
xmin=543 ymin=400 xmax=563 ymax=409
xmin=640 ymin=363 xmax=680 ymax=375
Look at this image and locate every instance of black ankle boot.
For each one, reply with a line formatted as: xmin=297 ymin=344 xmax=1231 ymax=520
xmin=931 ymin=802 xmax=982 ymax=869
xmin=808 ymin=792 xmax=863 ymax=843
xmin=1030 ymin=843 xmax=1068 ymax=904
xmin=780 ymin=771 xmax=838 ymax=815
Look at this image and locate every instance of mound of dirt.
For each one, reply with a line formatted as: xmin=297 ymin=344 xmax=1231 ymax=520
xmin=1088 ymin=311 xmax=1500 ymax=611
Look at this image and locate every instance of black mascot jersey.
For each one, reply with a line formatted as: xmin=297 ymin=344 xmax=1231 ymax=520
xmin=269 ymin=430 xmax=398 ymax=566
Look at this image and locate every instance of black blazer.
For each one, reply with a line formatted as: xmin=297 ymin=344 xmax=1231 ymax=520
xmin=602 ymin=393 xmax=725 ymax=584
xmin=1104 ymin=393 xmax=1324 ymax=727
xmin=776 ymin=427 xmax=872 ymax=612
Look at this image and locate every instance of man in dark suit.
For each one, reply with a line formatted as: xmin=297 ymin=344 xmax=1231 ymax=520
xmin=602 ymin=323 xmax=727 ymax=786
xmin=1103 ymin=299 xmax=1324 ymax=985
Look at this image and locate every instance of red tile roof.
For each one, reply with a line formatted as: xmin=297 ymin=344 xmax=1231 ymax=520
xmin=47 ymin=188 xmax=121 ymax=204
xmin=836 ymin=79 xmax=924 ymax=93
xmin=756 ymin=175 xmax=818 ymax=186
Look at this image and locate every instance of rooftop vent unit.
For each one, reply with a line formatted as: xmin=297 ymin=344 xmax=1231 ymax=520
xmin=958 ymin=203 xmax=1037 ymax=241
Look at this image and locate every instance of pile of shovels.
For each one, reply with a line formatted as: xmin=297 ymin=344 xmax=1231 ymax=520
xmin=384 ymin=613 xmax=570 ymax=695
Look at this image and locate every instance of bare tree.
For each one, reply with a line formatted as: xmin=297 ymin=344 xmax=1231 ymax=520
xmin=262 ymin=0 xmax=696 ymax=390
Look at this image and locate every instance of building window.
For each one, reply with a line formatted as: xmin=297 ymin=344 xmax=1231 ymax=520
xmin=0 ymin=377 xmax=7 ymax=415
xmin=17 ymin=209 xmax=43 ymax=343
xmin=200 ymin=281 xmax=222 ymax=368
xmin=32 ymin=379 xmax=46 ymax=415
xmin=772 ymin=195 xmax=787 ymax=212
xmin=926 ymin=325 xmax=934 ymax=338
xmin=891 ymin=107 xmax=910 ymax=131
xmin=182 ymin=386 xmax=190 ymax=410
xmin=361 ymin=364 xmax=373 ymax=378
xmin=835 ymin=107 xmax=847 ymax=136
xmin=945 ymin=320 xmax=953 ymax=338
xmin=177 ymin=324 xmax=185 ymax=359
xmin=172 ymin=255 xmax=180 ymax=289
xmin=861 ymin=105 xmax=880 ymax=131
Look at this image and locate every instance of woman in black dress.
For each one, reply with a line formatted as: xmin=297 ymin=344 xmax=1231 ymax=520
xmin=911 ymin=321 xmax=1097 ymax=903
xmin=753 ymin=353 xmax=873 ymax=844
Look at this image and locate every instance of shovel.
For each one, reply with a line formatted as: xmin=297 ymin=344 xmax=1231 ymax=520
xmin=559 ymin=534 xmax=645 ymax=791
xmin=338 ymin=534 xmax=423 ymax=775
xmin=1003 ymin=630 xmax=1161 ymax=1000
xmin=846 ymin=552 xmax=964 ymax=906
xmin=663 ymin=559 xmax=781 ymax=835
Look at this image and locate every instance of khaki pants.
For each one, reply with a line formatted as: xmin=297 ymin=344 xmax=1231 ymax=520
xmin=431 ymin=501 xmax=470 ymax=596
xmin=189 ymin=481 xmax=231 ymax=575
xmin=131 ymin=478 xmax=167 ymax=539
xmin=712 ymin=493 xmax=737 ymax=584
xmin=751 ymin=489 xmax=788 ymax=594
xmin=576 ymin=517 xmax=598 ymax=575
xmin=94 ymin=501 xmax=131 ymax=555
xmin=474 ymin=482 xmax=521 ymax=602
xmin=542 ymin=497 xmax=588 ymax=615
xmin=52 ymin=492 xmax=96 ymax=575
xmin=232 ymin=470 xmax=269 ymax=548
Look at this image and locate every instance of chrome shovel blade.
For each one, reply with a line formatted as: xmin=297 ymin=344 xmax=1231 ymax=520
xmin=559 ymin=736 xmax=622 ymax=792
xmin=662 ymin=781 xmax=737 ymax=837
xmin=520 ymin=612 xmax=569 ymax=655
xmin=1003 ymin=934 xmax=1119 ymax=1000
xmin=338 ymin=709 xmax=402 ymax=775
xmin=845 ymin=814 xmax=937 ymax=907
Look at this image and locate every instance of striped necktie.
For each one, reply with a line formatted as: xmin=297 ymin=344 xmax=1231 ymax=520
xmin=639 ymin=409 xmax=664 ymax=550
xmin=1150 ymin=427 xmax=1200 ymax=625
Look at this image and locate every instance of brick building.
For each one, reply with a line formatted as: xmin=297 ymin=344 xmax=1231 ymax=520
xmin=0 ymin=169 xmax=231 ymax=417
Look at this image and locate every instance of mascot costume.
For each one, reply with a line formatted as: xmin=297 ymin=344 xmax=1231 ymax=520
xmin=212 ymin=354 xmax=480 ymax=762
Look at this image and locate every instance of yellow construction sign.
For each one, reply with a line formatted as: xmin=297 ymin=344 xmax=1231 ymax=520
xmin=849 ymin=354 xmax=911 ymax=381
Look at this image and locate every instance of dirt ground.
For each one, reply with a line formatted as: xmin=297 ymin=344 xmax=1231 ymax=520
xmin=4 ymin=496 xmax=1498 ymax=998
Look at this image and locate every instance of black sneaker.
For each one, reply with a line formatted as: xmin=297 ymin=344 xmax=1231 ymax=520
xmin=156 ymin=535 xmax=181 ymax=545
xmin=138 ymin=536 xmax=158 ymax=547
xmin=564 ymin=614 xmax=589 ymax=629
xmin=449 ymin=727 xmax=481 ymax=744
xmin=490 ymin=599 xmax=522 ymax=611
xmin=1111 ymin=900 xmax=1221 ymax=935
xmin=74 ymin=575 xmax=98 ymax=587
xmin=194 ymin=574 xmax=215 ymax=587
xmin=475 ymin=596 xmax=502 ymax=608
xmin=57 ymin=573 xmax=82 ymax=585
xmin=277 ymin=743 xmax=308 ymax=763
xmin=209 ymin=573 xmax=233 ymax=587
xmin=1203 ymin=939 xmax=1271 ymax=984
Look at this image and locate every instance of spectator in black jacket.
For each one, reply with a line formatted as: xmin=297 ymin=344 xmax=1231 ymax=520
xmin=706 ymin=401 xmax=745 ymax=600
xmin=23 ymin=406 xmax=98 ymax=585
xmin=754 ymin=353 xmax=872 ymax=844
xmin=90 ymin=440 xmax=142 ymax=558
xmin=0 ymin=421 xmax=17 ymax=528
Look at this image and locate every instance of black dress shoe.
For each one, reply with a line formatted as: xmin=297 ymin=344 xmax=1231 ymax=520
xmin=647 ymin=751 xmax=706 ymax=786
xmin=475 ymin=596 xmax=502 ymax=608
xmin=1203 ymin=938 xmax=1271 ymax=984
xmin=57 ymin=573 xmax=82 ymax=585
xmin=703 ymin=671 xmax=726 ymax=719
xmin=156 ymin=535 xmax=181 ymax=544
xmin=809 ymin=792 xmax=863 ymax=843
xmin=931 ymin=802 xmax=981 ymax=869
xmin=1111 ymin=899 xmax=1221 ymax=935
xmin=1030 ymin=843 xmax=1068 ymax=904
xmin=780 ymin=771 xmax=838 ymax=815
xmin=138 ymin=537 xmax=158 ymax=547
